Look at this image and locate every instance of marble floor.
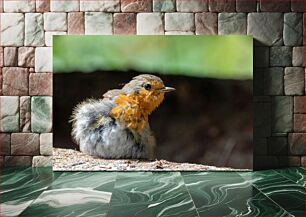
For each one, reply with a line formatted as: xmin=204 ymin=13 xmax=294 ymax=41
xmin=0 ymin=167 xmax=305 ymax=216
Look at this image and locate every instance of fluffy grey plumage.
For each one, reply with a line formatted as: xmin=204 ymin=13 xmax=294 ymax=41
xmin=71 ymin=74 xmax=174 ymax=159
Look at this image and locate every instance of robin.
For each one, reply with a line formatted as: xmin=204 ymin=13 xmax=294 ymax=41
xmin=71 ymin=74 xmax=175 ymax=159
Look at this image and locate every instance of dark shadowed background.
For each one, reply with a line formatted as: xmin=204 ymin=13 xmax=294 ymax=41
xmin=54 ymin=71 xmax=252 ymax=168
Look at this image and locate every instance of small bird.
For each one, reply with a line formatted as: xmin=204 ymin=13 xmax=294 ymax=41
xmin=71 ymin=74 xmax=175 ymax=159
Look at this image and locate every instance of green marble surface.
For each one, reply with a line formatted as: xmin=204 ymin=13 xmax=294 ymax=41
xmin=275 ymin=167 xmax=305 ymax=187
xmin=0 ymin=167 xmax=59 ymax=216
xmin=0 ymin=167 xmax=305 ymax=216
xmin=239 ymin=169 xmax=305 ymax=216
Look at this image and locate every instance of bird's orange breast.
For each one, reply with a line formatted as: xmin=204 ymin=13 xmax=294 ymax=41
xmin=110 ymin=90 xmax=164 ymax=132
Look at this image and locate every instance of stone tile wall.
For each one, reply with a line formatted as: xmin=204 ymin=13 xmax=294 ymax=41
xmin=0 ymin=0 xmax=305 ymax=169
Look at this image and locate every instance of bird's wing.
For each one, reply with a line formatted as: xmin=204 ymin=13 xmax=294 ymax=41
xmin=90 ymin=114 xmax=113 ymax=129
xmin=71 ymin=98 xmax=115 ymax=144
xmin=102 ymin=89 xmax=122 ymax=100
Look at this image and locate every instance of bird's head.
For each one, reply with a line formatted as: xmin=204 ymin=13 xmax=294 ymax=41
xmin=110 ymin=74 xmax=175 ymax=132
xmin=121 ymin=74 xmax=175 ymax=114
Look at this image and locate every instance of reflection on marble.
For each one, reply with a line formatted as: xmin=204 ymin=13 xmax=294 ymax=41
xmin=114 ymin=172 xmax=184 ymax=188
xmin=19 ymin=172 xmax=117 ymax=216
xmin=49 ymin=171 xmax=117 ymax=190
xmin=182 ymin=172 xmax=291 ymax=216
xmin=108 ymin=172 xmax=199 ymax=216
xmin=34 ymin=188 xmax=111 ymax=206
xmin=0 ymin=167 xmax=57 ymax=216
xmin=20 ymin=188 xmax=111 ymax=216
xmin=0 ymin=167 xmax=33 ymax=184
xmin=112 ymin=172 xmax=185 ymax=203
xmin=239 ymin=169 xmax=305 ymax=216
xmin=274 ymin=167 xmax=305 ymax=187
xmin=107 ymin=198 xmax=198 ymax=217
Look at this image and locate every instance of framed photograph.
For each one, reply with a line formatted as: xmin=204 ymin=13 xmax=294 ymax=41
xmin=53 ymin=35 xmax=253 ymax=171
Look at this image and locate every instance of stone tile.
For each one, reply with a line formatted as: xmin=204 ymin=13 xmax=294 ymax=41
xmin=45 ymin=32 xmax=67 ymax=46
xmin=254 ymin=47 xmax=269 ymax=67
xmin=0 ymin=13 xmax=24 ymax=46
xmin=137 ymin=13 xmax=164 ymax=35
xmin=20 ymin=96 xmax=31 ymax=132
xmin=253 ymin=68 xmax=264 ymax=95
xmin=270 ymin=46 xmax=292 ymax=67
xmin=80 ymin=0 xmax=120 ymax=12
xmin=271 ymin=132 xmax=288 ymax=137
xmin=292 ymin=47 xmax=305 ymax=67
xmin=31 ymin=96 xmax=52 ymax=133
xmin=254 ymin=101 xmax=271 ymax=137
xmin=0 ymin=96 xmax=19 ymax=132
xmin=29 ymin=73 xmax=52 ymax=96
xmin=153 ymin=0 xmax=175 ymax=12
xmin=288 ymin=133 xmax=305 ymax=155
xmin=11 ymin=133 xmax=39 ymax=155
xmin=165 ymin=13 xmax=195 ymax=31
xmin=0 ymin=69 xmax=2 ymax=95
xmin=278 ymin=156 xmax=301 ymax=167
xmin=253 ymin=156 xmax=279 ymax=170
xmin=35 ymin=47 xmax=52 ymax=72
xmin=284 ymin=13 xmax=303 ymax=46
xmin=268 ymin=136 xmax=288 ymax=155
xmin=302 ymin=156 xmax=306 ymax=167
xmin=284 ymin=67 xmax=305 ymax=95
xmin=253 ymin=95 xmax=272 ymax=102
xmin=44 ymin=12 xmax=67 ymax=31
xmin=0 ymin=47 xmax=3 ymax=67
xmin=291 ymin=0 xmax=304 ymax=12
xmin=121 ymin=0 xmax=152 ymax=12
xmin=302 ymin=14 xmax=305 ymax=44
xmin=113 ymin=13 xmax=136 ymax=35
xmin=253 ymin=138 xmax=267 ymax=155
xmin=85 ymin=12 xmax=113 ymax=34
xmin=264 ymin=67 xmax=284 ymax=95
xmin=32 ymin=156 xmax=53 ymax=167
xmin=25 ymin=13 xmax=44 ymax=46
xmin=272 ymin=96 xmax=293 ymax=133
xmin=68 ymin=12 xmax=85 ymax=35
xmin=165 ymin=31 xmax=195 ymax=35
xmin=247 ymin=13 xmax=283 ymax=46
xmin=176 ymin=0 xmax=208 ymax=12
xmin=50 ymin=0 xmax=79 ymax=12
xmin=40 ymin=133 xmax=53 ymax=155
xmin=294 ymin=114 xmax=305 ymax=132
xmin=236 ymin=0 xmax=256 ymax=12
xmin=18 ymin=47 xmax=35 ymax=67
xmin=294 ymin=96 xmax=305 ymax=113
xmin=195 ymin=13 xmax=217 ymax=35
xmin=4 ymin=47 xmax=18 ymax=66
xmin=218 ymin=13 xmax=247 ymax=35
xmin=260 ymin=0 xmax=290 ymax=12
xmin=4 ymin=156 xmax=32 ymax=167
xmin=3 ymin=0 xmax=35 ymax=12
xmin=36 ymin=0 xmax=50 ymax=12
xmin=208 ymin=0 xmax=235 ymax=12
xmin=0 ymin=133 xmax=11 ymax=155
xmin=2 ymin=67 xmax=29 ymax=96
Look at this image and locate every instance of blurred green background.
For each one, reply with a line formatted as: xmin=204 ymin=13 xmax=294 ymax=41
xmin=53 ymin=35 xmax=253 ymax=80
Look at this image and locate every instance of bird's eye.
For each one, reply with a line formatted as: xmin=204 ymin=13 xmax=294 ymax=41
xmin=144 ymin=83 xmax=152 ymax=90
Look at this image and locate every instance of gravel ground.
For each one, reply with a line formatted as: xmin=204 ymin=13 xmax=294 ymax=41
xmin=53 ymin=148 xmax=250 ymax=171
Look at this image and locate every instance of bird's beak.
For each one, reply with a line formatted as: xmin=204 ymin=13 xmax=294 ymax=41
xmin=161 ymin=87 xmax=176 ymax=92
